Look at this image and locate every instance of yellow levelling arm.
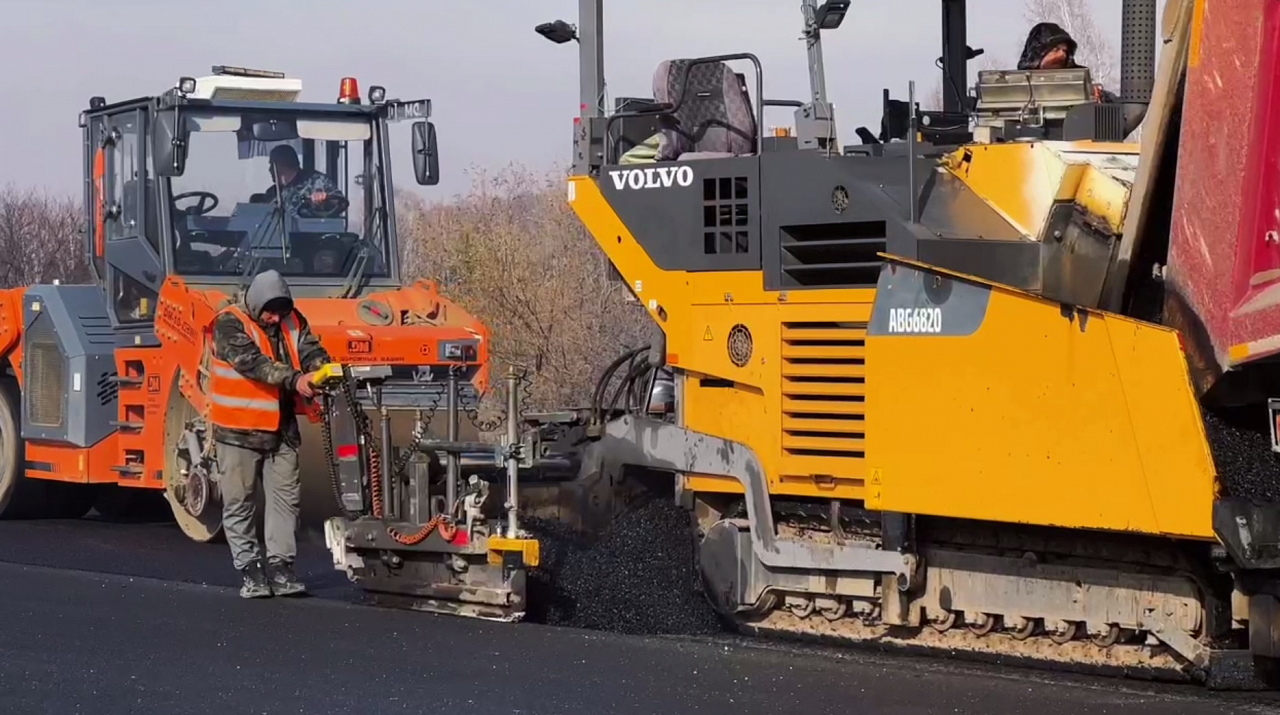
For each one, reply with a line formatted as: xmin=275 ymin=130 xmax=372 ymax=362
xmin=487 ymin=537 xmax=541 ymax=568
xmin=312 ymin=362 xmax=346 ymax=386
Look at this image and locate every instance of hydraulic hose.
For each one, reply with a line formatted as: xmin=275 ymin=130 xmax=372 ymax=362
xmin=607 ymin=357 xmax=654 ymax=417
xmin=592 ymin=347 xmax=647 ymax=422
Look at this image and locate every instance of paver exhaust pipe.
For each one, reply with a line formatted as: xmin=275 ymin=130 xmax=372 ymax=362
xmin=1121 ymin=0 xmax=1157 ymax=135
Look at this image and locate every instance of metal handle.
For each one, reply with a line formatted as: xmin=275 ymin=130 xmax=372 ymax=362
xmin=504 ymin=366 xmax=521 ymax=537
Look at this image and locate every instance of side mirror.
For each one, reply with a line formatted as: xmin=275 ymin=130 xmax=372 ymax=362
xmin=411 ymin=121 xmax=439 ymax=186
xmin=152 ymin=110 xmax=188 ymax=177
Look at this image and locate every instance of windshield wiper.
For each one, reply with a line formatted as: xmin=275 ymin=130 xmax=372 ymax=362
xmin=238 ymin=174 xmax=292 ymax=290
xmin=238 ymin=209 xmax=277 ymax=287
xmin=340 ymin=165 xmax=385 ymax=299
xmin=340 ymin=206 xmax=380 ymax=299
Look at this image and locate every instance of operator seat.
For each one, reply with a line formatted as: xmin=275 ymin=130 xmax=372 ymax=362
xmin=619 ymin=59 xmax=757 ymax=164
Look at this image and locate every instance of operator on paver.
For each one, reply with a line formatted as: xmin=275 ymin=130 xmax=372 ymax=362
xmin=261 ymin=144 xmax=343 ymax=217
xmin=1018 ymin=22 xmax=1119 ymax=104
xmin=208 ymin=268 xmax=331 ymax=598
xmin=1018 ymin=22 xmax=1081 ymax=71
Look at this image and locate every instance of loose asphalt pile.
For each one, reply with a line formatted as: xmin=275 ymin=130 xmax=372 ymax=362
xmin=523 ymin=497 xmax=723 ymax=636
xmin=1202 ymin=407 xmax=1280 ymax=503
xmin=1136 ymin=281 xmax=1280 ymax=504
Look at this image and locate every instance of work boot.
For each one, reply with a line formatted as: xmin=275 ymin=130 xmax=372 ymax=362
xmin=239 ymin=558 xmax=272 ymax=599
xmin=267 ymin=558 xmax=307 ymax=597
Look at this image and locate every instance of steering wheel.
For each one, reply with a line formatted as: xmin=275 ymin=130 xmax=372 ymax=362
xmin=173 ymin=191 xmax=220 ymax=216
xmin=298 ymin=194 xmax=350 ymax=219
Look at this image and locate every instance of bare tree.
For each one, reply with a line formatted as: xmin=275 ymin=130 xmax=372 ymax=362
xmin=926 ymin=82 xmax=945 ymax=113
xmin=397 ymin=164 xmax=655 ymax=413
xmin=0 ymin=186 xmax=89 ymax=288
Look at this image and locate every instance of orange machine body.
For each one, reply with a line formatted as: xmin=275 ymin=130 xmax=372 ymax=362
xmin=4 ymin=277 xmax=489 ymax=491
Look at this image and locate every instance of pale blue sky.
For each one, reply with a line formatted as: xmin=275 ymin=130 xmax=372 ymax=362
xmin=4 ymin=0 xmax=1122 ymax=201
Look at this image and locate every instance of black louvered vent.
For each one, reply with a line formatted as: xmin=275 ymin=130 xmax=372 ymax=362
xmin=780 ymin=220 xmax=886 ymax=288
xmin=97 ymin=371 xmax=119 ymax=407
xmin=780 ymin=321 xmax=866 ymax=461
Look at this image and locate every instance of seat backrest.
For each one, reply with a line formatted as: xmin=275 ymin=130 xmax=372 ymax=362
xmin=650 ymin=59 xmax=756 ymax=161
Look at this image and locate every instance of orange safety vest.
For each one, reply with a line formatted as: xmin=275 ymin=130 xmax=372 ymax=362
xmin=207 ymin=304 xmax=309 ymax=432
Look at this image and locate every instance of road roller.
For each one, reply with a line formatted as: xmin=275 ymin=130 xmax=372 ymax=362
xmin=0 ymin=65 xmax=500 ymax=555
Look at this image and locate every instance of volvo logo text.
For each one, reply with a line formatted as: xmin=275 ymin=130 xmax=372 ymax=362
xmin=608 ymin=166 xmax=695 ymax=190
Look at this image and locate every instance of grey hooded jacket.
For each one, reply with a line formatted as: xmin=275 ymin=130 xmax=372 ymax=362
xmin=210 ymin=270 xmax=330 ymax=451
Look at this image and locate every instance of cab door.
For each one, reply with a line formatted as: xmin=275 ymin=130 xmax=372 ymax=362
xmin=89 ymin=107 xmax=166 ymax=330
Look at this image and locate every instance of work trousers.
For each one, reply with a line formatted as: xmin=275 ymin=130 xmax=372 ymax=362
xmin=215 ymin=439 xmax=301 ymax=571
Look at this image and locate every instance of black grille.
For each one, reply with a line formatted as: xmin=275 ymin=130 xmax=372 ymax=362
xmin=780 ymin=220 xmax=887 ymax=288
xmin=25 ymin=312 xmax=65 ymax=428
xmin=97 ymin=371 xmax=119 ymax=407
xmin=702 ymin=176 xmax=750 ymax=255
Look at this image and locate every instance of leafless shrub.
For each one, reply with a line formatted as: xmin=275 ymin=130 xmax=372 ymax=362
xmin=396 ymin=164 xmax=656 ymax=412
xmin=0 ymin=185 xmax=90 ymax=288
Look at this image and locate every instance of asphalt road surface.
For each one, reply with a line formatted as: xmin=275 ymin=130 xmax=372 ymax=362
xmin=0 ymin=515 xmax=1277 ymax=715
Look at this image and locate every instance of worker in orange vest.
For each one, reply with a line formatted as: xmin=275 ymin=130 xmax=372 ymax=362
xmin=208 ymin=269 xmax=331 ymax=598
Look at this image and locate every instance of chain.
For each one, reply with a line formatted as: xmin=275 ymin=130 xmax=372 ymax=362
xmin=461 ymin=365 xmax=533 ymax=434
xmin=391 ymin=402 xmax=435 ymax=481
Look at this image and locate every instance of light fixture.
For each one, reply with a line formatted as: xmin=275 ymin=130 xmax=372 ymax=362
xmin=814 ymin=0 xmax=849 ymax=30
xmin=338 ymin=77 xmax=361 ymax=104
xmin=211 ymin=65 xmax=286 ymax=79
xmin=368 ymin=85 xmax=386 ymax=104
xmin=535 ymin=20 xmax=578 ymax=44
xmin=178 ymin=77 xmax=196 ymax=94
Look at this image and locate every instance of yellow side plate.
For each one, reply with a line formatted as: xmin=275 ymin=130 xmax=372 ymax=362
xmin=487 ymin=536 xmax=541 ymax=568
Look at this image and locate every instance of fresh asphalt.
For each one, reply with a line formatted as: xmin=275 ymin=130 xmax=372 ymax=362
xmin=0 ymin=515 xmax=1276 ymax=715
